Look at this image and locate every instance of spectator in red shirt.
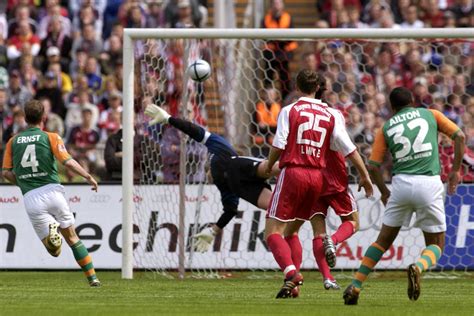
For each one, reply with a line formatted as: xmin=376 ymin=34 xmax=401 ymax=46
xmin=7 ymin=21 xmax=40 ymax=59
xmin=67 ymin=108 xmax=100 ymax=180
xmin=422 ymin=0 xmax=446 ymax=27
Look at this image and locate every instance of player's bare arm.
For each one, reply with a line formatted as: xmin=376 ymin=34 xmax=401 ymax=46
xmin=64 ymin=159 xmax=98 ymax=192
xmin=368 ymin=164 xmax=390 ymax=206
xmin=448 ymin=131 xmax=465 ymax=195
xmin=265 ymin=147 xmax=282 ymax=176
xmin=346 ymin=151 xmax=373 ymax=198
xmin=430 ymin=109 xmax=466 ymax=195
xmin=1 ymin=170 xmax=17 ymax=185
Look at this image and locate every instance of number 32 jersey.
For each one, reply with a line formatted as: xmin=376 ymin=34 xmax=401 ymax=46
xmin=369 ymin=108 xmax=460 ymax=176
xmin=2 ymin=127 xmax=72 ymax=194
xmin=273 ymin=96 xmax=356 ymax=169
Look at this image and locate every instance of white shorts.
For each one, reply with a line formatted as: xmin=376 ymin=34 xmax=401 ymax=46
xmin=383 ymin=174 xmax=446 ymax=233
xmin=23 ymin=183 xmax=75 ymax=240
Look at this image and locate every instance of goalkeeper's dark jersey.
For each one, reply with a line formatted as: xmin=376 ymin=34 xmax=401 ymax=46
xmin=197 ymin=129 xmax=270 ymax=210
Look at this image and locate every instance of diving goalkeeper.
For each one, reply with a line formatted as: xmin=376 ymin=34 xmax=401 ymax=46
xmin=145 ymin=104 xmax=279 ymax=252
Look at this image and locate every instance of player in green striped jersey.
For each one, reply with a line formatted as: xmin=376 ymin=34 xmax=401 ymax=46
xmin=344 ymin=87 xmax=465 ymax=304
xmin=2 ymin=100 xmax=101 ymax=287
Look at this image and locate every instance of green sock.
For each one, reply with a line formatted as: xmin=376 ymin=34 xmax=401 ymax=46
xmin=415 ymin=244 xmax=442 ymax=273
xmin=352 ymin=242 xmax=386 ymax=289
xmin=71 ymin=240 xmax=97 ymax=282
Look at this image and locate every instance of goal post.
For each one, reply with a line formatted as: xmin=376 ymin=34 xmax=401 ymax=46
xmin=122 ymin=28 xmax=474 ymax=279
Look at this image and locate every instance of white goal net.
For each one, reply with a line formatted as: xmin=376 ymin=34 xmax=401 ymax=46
xmin=122 ymin=29 xmax=474 ymax=279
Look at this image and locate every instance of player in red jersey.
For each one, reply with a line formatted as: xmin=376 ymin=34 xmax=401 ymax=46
xmin=282 ymin=76 xmax=373 ymax=292
xmin=264 ymin=70 xmax=373 ymax=298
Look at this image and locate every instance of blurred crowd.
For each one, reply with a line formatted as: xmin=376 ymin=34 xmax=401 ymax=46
xmin=254 ymin=0 xmax=474 ymax=181
xmin=0 ymin=0 xmax=473 ymax=183
xmin=0 ymin=0 xmax=208 ymax=182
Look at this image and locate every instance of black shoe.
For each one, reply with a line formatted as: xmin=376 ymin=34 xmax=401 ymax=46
xmin=343 ymin=284 xmax=360 ymax=305
xmin=276 ymin=273 xmax=304 ymax=299
xmin=407 ymin=264 xmax=421 ymax=301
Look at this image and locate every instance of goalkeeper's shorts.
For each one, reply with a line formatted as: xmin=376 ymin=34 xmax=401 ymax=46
xmin=227 ymin=156 xmax=271 ymax=207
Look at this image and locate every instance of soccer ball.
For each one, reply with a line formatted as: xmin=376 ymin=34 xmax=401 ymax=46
xmin=187 ymin=59 xmax=211 ymax=82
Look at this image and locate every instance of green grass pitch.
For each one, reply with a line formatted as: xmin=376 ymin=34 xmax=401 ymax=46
xmin=1 ymin=271 xmax=473 ymax=315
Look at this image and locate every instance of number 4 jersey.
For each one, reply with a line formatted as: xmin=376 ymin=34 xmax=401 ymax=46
xmin=2 ymin=127 xmax=72 ymax=194
xmin=369 ymin=108 xmax=460 ymax=175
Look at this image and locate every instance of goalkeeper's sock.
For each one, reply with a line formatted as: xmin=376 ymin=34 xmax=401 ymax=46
xmin=267 ymin=233 xmax=296 ymax=278
xmin=71 ymin=240 xmax=97 ymax=282
xmin=285 ymin=234 xmax=302 ymax=271
xmin=415 ymin=244 xmax=442 ymax=273
xmin=168 ymin=117 xmax=206 ymax=143
xmin=352 ymin=242 xmax=385 ymax=290
xmin=331 ymin=221 xmax=355 ymax=245
xmin=313 ymin=236 xmax=334 ymax=281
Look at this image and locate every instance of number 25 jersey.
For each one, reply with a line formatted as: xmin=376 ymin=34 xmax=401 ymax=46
xmin=2 ymin=127 xmax=72 ymax=194
xmin=273 ymin=96 xmax=356 ymax=169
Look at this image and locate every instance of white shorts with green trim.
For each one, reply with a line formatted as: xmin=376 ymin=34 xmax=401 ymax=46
xmin=383 ymin=174 xmax=446 ymax=233
xmin=23 ymin=183 xmax=75 ymax=240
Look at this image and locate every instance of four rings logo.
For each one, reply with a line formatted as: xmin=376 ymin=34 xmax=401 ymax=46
xmin=89 ymin=195 xmax=111 ymax=203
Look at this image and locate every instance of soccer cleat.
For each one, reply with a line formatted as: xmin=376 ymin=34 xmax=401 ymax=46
xmin=276 ymin=273 xmax=304 ymax=299
xmin=144 ymin=104 xmax=171 ymax=126
xmin=407 ymin=264 xmax=421 ymax=301
xmin=323 ymin=235 xmax=337 ymax=268
xmin=47 ymin=222 xmax=62 ymax=249
xmin=323 ymin=279 xmax=341 ymax=290
xmin=290 ymin=286 xmax=300 ymax=298
xmin=89 ymin=279 xmax=102 ymax=287
xmin=343 ymin=284 xmax=360 ymax=305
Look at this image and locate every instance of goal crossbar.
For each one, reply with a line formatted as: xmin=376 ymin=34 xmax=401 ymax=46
xmin=124 ymin=27 xmax=474 ymax=40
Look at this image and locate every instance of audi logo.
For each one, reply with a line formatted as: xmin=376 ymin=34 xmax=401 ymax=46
xmin=89 ymin=195 xmax=111 ymax=203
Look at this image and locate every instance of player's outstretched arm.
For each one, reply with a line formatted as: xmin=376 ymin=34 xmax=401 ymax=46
xmin=144 ymin=104 xmax=171 ymax=126
xmin=1 ymin=170 xmax=17 ymax=185
xmin=448 ymin=130 xmax=466 ymax=195
xmin=64 ymin=159 xmax=98 ymax=192
xmin=347 ymin=151 xmax=374 ymax=198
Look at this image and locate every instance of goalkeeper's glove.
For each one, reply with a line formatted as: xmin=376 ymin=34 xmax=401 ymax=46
xmin=193 ymin=227 xmax=216 ymax=253
xmin=144 ymin=104 xmax=171 ymax=126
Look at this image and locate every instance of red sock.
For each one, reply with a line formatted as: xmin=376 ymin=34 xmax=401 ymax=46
xmin=313 ymin=236 xmax=334 ymax=280
xmin=331 ymin=221 xmax=355 ymax=245
xmin=267 ymin=233 xmax=296 ymax=278
xmin=285 ymin=234 xmax=302 ymax=271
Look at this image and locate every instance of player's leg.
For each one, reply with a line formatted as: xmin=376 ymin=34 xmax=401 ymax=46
xmin=23 ymin=190 xmax=62 ymax=257
xmin=407 ymin=175 xmax=446 ymax=301
xmin=283 ymin=220 xmax=304 ymax=271
xmin=265 ymin=217 xmax=303 ymax=299
xmin=193 ymin=182 xmax=239 ymax=252
xmin=48 ymin=186 xmax=100 ymax=287
xmin=310 ymin=214 xmax=339 ymax=290
xmin=343 ymin=224 xmax=400 ymax=305
xmin=266 ymin=168 xmax=306 ymax=298
xmin=61 ymin=225 xmax=100 ymax=287
xmin=329 ymin=190 xmax=359 ymax=246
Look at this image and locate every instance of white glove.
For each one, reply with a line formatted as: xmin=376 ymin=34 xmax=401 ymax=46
xmin=144 ymin=104 xmax=171 ymax=126
xmin=193 ymin=227 xmax=216 ymax=253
